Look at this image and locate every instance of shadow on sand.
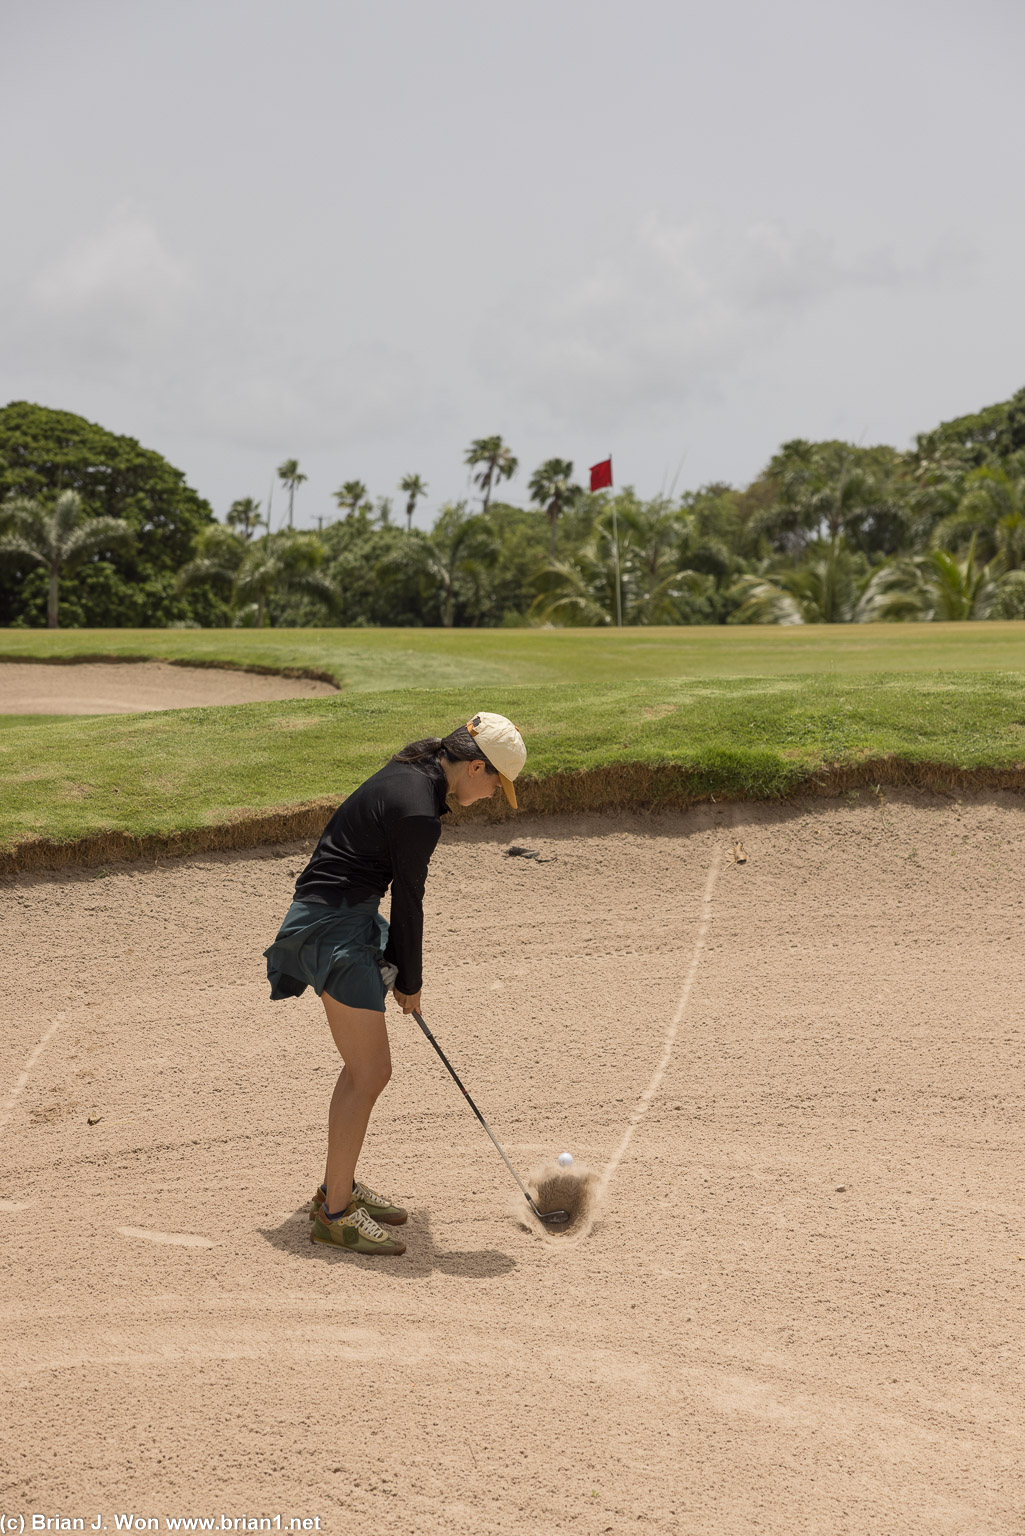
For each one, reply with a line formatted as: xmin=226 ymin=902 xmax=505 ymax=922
xmin=258 ymin=1206 xmax=517 ymax=1279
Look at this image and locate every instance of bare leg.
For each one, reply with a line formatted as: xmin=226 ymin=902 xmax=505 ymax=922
xmin=320 ymin=991 xmax=392 ymax=1215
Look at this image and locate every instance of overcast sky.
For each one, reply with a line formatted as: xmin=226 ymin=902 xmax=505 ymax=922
xmin=2 ymin=0 xmax=1023 ymax=530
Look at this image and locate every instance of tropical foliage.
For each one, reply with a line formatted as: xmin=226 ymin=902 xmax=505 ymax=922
xmin=0 ymin=491 xmax=135 ymax=628
xmin=0 ymin=402 xmax=219 ymax=628
xmin=178 ymin=525 xmax=336 ymax=629
xmin=4 ymin=390 xmax=1025 ymax=628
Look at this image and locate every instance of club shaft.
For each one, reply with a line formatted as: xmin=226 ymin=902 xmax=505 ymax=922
xmin=411 ymin=1009 xmax=540 ymax=1213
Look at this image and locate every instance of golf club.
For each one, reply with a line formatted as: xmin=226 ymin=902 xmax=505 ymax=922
xmin=411 ymin=1009 xmax=571 ymax=1228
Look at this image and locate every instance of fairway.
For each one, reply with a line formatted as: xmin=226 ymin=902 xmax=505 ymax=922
xmin=2 ymin=621 xmax=1025 ymax=691
xmin=2 ymin=796 xmax=1022 ymax=1534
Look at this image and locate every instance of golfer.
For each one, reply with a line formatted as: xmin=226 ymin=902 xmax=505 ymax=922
xmin=264 ymin=712 xmax=526 ymax=1256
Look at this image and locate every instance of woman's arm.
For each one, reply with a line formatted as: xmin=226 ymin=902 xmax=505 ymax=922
xmin=384 ymin=813 xmax=442 ymax=1003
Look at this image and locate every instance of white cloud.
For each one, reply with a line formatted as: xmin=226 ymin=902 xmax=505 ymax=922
xmin=28 ymin=214 xmax=189 ymax=354
xmin=479 ymin=216 xmax=971 ymax=432
xmin=5 ymin=211 xmax=429 ymax=451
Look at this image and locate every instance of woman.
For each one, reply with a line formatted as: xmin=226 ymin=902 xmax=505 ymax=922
xmin=264 ymin=712 xmax=526 ymax=1256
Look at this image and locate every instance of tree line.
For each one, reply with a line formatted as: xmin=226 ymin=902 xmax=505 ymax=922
xmin=1 ymin=392 xmax=1024 ymax=629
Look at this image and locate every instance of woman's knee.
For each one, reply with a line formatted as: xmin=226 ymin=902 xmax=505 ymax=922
xmin=348 ymin=1049 xmax=392 ymax=1100
xmin=322 ymin=996 xmax=392 ymax=1097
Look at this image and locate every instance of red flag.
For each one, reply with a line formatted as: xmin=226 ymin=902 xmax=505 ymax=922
xmin=589 ymin=457 xmax=613 ymax=492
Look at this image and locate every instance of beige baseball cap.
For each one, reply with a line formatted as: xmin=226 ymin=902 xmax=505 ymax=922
xmin=466 ymin=712 xmax=526 ymax=808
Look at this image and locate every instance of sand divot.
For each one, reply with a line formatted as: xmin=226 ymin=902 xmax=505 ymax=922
xmin=597 ymin=849 xmax=722 ymax=1204
xmin=511 ymin=1160 xmax=601 ymax=1246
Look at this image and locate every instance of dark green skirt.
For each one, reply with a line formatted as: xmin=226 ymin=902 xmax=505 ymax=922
xmin=264 ymin=896 xmax=390 ymax=1011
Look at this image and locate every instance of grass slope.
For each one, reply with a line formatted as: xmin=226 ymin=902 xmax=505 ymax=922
xmin=2 ymin=621 xmax=1025 ymax=687
xmin=3 ymin=674 xmax=1025 ymax=870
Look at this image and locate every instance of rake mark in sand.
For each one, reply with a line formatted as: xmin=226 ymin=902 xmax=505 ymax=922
xmin=0 ymin=1014 xmax=67 ymax=1136
xmin=517 ymin=846 xmax=722 ymax=1244
xmin=597 ymin=848 xmax=722 ymax=1204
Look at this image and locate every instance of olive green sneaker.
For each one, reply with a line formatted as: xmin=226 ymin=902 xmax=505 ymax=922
xmin=311 ymin=1202 xmax=407 ymax=1255
xmin=309 ymin=1180 xmax=408 ymax=1226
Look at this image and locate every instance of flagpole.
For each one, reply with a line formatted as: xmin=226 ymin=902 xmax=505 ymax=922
xmin=609 ymin=453 xmax=622 ymax=627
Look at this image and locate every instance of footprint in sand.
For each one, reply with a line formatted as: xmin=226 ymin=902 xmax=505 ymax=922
xmin=117 ymin=1226 xmax=215 ymax=1249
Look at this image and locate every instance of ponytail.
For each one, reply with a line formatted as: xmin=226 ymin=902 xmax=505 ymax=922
xmin=392 ymin=724 xmax=499 ymax=774
xmin=392 ymin=736 xmax=444 ymax=764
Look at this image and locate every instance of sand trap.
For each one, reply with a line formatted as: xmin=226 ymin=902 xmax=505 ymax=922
xmin=0 ymin=659 xmax=338 ymax=713
xmin=1 ymin=794 xmax=1023 ymax=1533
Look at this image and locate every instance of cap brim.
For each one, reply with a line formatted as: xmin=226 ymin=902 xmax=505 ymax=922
xmin=498 ymin=772 xmax=517 ymax=809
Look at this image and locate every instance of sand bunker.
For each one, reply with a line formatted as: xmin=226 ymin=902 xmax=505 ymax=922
xmin=0 ymin=659 xmax=338 ymax=713
xmin=2 ymin=794 xmax=1023 ymax=1533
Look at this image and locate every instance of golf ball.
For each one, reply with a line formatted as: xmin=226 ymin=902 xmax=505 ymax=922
xmin=557 ymin=1152 xmax=574 ymax=1168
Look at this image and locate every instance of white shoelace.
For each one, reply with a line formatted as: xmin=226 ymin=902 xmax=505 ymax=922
xmin=354 ymin=1180 xmax=391 ymax=1208
xmin=346 ymin=1205 xmax=387 ymax=1240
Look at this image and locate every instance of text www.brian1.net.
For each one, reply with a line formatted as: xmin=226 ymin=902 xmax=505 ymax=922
xmin=1 ymin=1518 xmax=322 ymax=1532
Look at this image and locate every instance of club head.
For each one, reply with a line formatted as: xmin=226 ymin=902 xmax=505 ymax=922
xmin=530 ymin=1200 xmax=571 ymax=1228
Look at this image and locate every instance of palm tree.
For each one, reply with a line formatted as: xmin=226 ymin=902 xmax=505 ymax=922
xmin=727 ymin=538 xmax=871 ymax=625
xmin=277 ymin=459 xmax=307 ymax=529
xmin=399 ymin=473 xmax=428 ymax=533
xmin=528 ymin=458 xmax=581 ymax=555
xmin=529 ymin=497 xmax=722 ymax=626
xmin=673 ymin=512 xmax=737 ymax=624
xmin=378 ymin=503 xmax=495 ymax=627
xmin=0 ymin=491 xmax=134 ymax=629
xmin=905 ymin=447 xmax=968 ymax=546
xmin=751 ymin=441 xmax=901 ymax=557
xmin=534 ymin=536 xmax=711 ymax=627
xmin=932 ymin=453 xmax=1025 ymax=566
xmin=179 ymin=526 xmax=334 ymax=628
xmin=334 ymin=480 xmax=369 ymax=519
xmin=234 ymin=535 xmax=335 ymax=626
xmin=625 ymin=501 xmax=718 ymax=624
xmin=856 ymin=534 xmax=999 ymax=622
xmin=726 ymin=573 xmax=804 ymax=626
xmin=530 ymin=543 xmax=614 ymax=625
xmin=225 ymin=497 xmax=264 ymax=540
xmin=991 ymin=569 xmax=1025 ymax=618
xmin=464 ymin=436 xmax=518 ymax=512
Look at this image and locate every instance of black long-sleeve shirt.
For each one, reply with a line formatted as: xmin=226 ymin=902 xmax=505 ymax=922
xmin=293 ymin=757 xmax=449 ymax=994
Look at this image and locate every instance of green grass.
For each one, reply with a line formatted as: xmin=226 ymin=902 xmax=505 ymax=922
xmin=0 ymin=714 xmax=81 ymax=730
xmin=2 ymin=620 xmax=1024 ymax=688
xmin=3 ymin=625 xmax=1024 ymax=868
xmin=3 ymin=674 xmax=1025 ymax=866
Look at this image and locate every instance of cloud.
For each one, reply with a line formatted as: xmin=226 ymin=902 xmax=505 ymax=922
xmin=187 ymin=329 xmax=431 ymax=452
xmin=28 ymin=213 xmax=189 ymax=353
xmin=0 ymin=204 xmax=980 ymax=514
xmin=477 ymin=216 xmax=971 ymax=431
xmin=5 ymin=210 xmax=428 ymax=450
